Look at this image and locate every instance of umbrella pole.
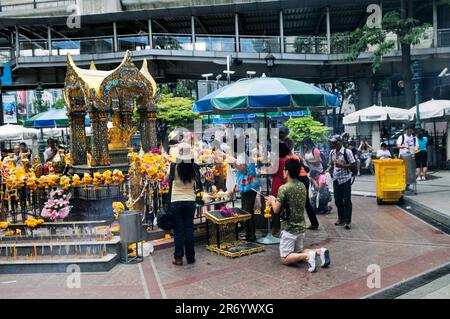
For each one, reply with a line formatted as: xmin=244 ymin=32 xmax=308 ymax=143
xmin=265 ymin=111 xmax=269 ymax=195
xmin=434 ymin=119 xmax=438 ymax=168
xmin=38 ymin=128 xmax=45 ymax=163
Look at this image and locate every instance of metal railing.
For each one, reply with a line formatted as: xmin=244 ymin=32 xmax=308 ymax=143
xmin=11 ymin=29 xmax=450 ymax=61
xmin=118 ymin=34 xmax=150 ymax=52
xmin=0 ymin=0 xmax=75 ymax=12
xmin=239 ymin=36 xmax=281 ymax=53
xmin=19 ymin=40 xmax=50 ymax=57
xmin=195 ymin=35 xmax=236 ymax=52
xmin=438 ymin=29 xmax=450 ymax=48
xmin=0 ymin=47 xmax=11 ymax=63
xmin=152 ymin=33 xmax=192 ymax=50
xmin=285 ymin=36 xmax=328 ymax=54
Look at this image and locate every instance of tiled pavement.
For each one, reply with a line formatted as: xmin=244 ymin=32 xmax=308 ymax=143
xmin=0 ymin=196 xmax=449 ymax=299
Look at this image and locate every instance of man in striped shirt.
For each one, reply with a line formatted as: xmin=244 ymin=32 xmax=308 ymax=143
xmin=327 ymin=135 xmax=356 ymax=230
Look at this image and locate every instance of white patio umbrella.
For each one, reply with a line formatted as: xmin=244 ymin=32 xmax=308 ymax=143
xmin=0 ymin=124 xmax=39 ymax=141
xmin=343 ymin=105 xmax=413 ymax=125
xmin=84 ymin=122 xmax=113 ymax=137
xmin=409 ymin=99 xmax=450 ymax=120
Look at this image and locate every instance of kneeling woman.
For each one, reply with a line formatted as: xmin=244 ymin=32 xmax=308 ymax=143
xmin=266 ymin=159 xmax=331 ymax=272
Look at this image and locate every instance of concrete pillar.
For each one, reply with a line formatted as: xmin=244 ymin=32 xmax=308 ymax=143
xmin=48 ymin=26 xmax=52 ymax=56
xmin=446 ymin=121 xmax=450 ymax=165
xmin=357 ymin=78 xmax=373 ymax=110
xmin=433 ymin=0 xmax=438 ymax=48
xmin=191 ymin=16 xmax=196 ymax=51
xmin=326 ymin=7 xmax=331 ymax=54
xmin=148 ymin=19 xmax=153 ymax=49
xmin=15 ymin=27 xmax=20 ymax=58
xmin=371 ymin=123 xmax=381 ymax=151
xmin=279 ymin=10 xmax=284 ymax=54
xmin=235 ymin=13 xmax=239 ymax=52
xmin=113 ymin=22 xmax=118 ymax=52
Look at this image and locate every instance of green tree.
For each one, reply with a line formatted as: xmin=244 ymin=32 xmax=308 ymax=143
xmin=52 ymin=97 xmax=65 ymax=109
xmin=347 ymin=1 xmax=430 ymax=106
xmin=156 ymin=93 xmax=200 ymax=130
xmin=34 ymin=100 xmax=49 ymax=114
xmin=285 ymin=116 xmax=331 ymax=144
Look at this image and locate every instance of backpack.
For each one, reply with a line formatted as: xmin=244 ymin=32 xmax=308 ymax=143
xmin=311 ymin=188 xmax=332 ymax=214
xmin=319 ymin=152 xmax=327 ymax=169
xmin=401 ymin=134 xmax=416 ymax=146
xmin=343 ymin=148 xmax=358 ymax=178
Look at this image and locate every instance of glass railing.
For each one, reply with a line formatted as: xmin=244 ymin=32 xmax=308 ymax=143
xmin=19 ymin=40 xmax=50 ymax=57
xmin=51 ymin=37 xmax=114 ymax=55
xmin=118 ymin=34 xmax=150 ymax=52
xmin=13 ymin=29 xmax=446 ymax=61
xmin=152 ymin=34 xmax=193 ymax=50
xmin=438 ymin=29 xmax=450 ymax=48
xmin=285 ymin=36 xmax=328 ymax=54
xmin=195 ymin=35 xmax=236 ymax=52
xmin=239 ymin=36 xmax=281 ymax=53
xmin=0 ymin=48 xmax=11 ymax=63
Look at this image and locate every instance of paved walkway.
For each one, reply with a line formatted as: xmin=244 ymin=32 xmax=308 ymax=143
xmin=351 ymin=170 xmax=450 ymax=224
xmin=396 ymin=274 xmax=450 ymax=299
xmin=0 ymin=197 xmax=449 ymax=299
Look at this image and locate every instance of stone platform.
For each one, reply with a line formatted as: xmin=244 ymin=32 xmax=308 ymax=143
xmin=0 ymin=221 xmax=121 ymax=274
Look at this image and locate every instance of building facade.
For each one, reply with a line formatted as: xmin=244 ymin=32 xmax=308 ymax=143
xmin=0 ymin=0 xmax=449 ymax=110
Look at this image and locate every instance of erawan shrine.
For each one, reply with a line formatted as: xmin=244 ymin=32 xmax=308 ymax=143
xmin=0 ymin=51 xmax=263 ymax=273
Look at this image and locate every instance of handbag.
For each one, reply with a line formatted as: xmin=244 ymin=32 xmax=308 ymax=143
xmin=157 ymin=163 xmax=176 ymax=231
xmin=194 ymin=163 xmax=205 ymax=206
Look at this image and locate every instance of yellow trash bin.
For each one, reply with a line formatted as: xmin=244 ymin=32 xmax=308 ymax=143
xmin=373 ymin=159 xmax=406 ymax=205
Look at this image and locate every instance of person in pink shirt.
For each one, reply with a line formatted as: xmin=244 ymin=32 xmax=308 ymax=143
xmin=310 ymin=170 xmax=332 ymax=214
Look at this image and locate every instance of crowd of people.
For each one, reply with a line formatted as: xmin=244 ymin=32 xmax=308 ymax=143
xmin=164 ymin=128 xmax=360 ymax=273
xmin=1 ymin=138 xmax=66 ymax=173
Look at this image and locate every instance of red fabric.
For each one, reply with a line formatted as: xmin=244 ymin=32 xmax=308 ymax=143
xmin=271 ymin=156 xmax=288 ymax=196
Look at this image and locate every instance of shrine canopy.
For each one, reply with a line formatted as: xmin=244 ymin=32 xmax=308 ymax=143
xmin=64 ymin=51 xmax=158 ymax=112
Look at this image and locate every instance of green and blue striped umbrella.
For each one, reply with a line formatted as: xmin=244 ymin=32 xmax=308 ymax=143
xmin=193 ymin=76 xmax=339 ymax=114
xmin=24 ymin=109 xmax=90 ymax=128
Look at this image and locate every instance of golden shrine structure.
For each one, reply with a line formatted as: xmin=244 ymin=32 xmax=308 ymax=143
xmin=64 ymin=50 xmax=158 ymax=169
xmin=64 ymin=51 xmax=158 ymax=220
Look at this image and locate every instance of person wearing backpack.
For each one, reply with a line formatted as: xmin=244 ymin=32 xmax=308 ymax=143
xmin=327 ymin=135 xmax=356 ymax=230
xmin=396 ymin=126 xmax=418 ymax=157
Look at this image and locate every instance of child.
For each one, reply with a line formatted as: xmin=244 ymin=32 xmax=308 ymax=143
xmin=310 ymin=170 xmax=332 ymax=214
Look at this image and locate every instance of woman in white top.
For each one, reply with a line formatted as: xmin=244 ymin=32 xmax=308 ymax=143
xmin=166 ymin=143 xmax=199 ymax=266
xmin=376 ymin=143 xmax=392 ymax=159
